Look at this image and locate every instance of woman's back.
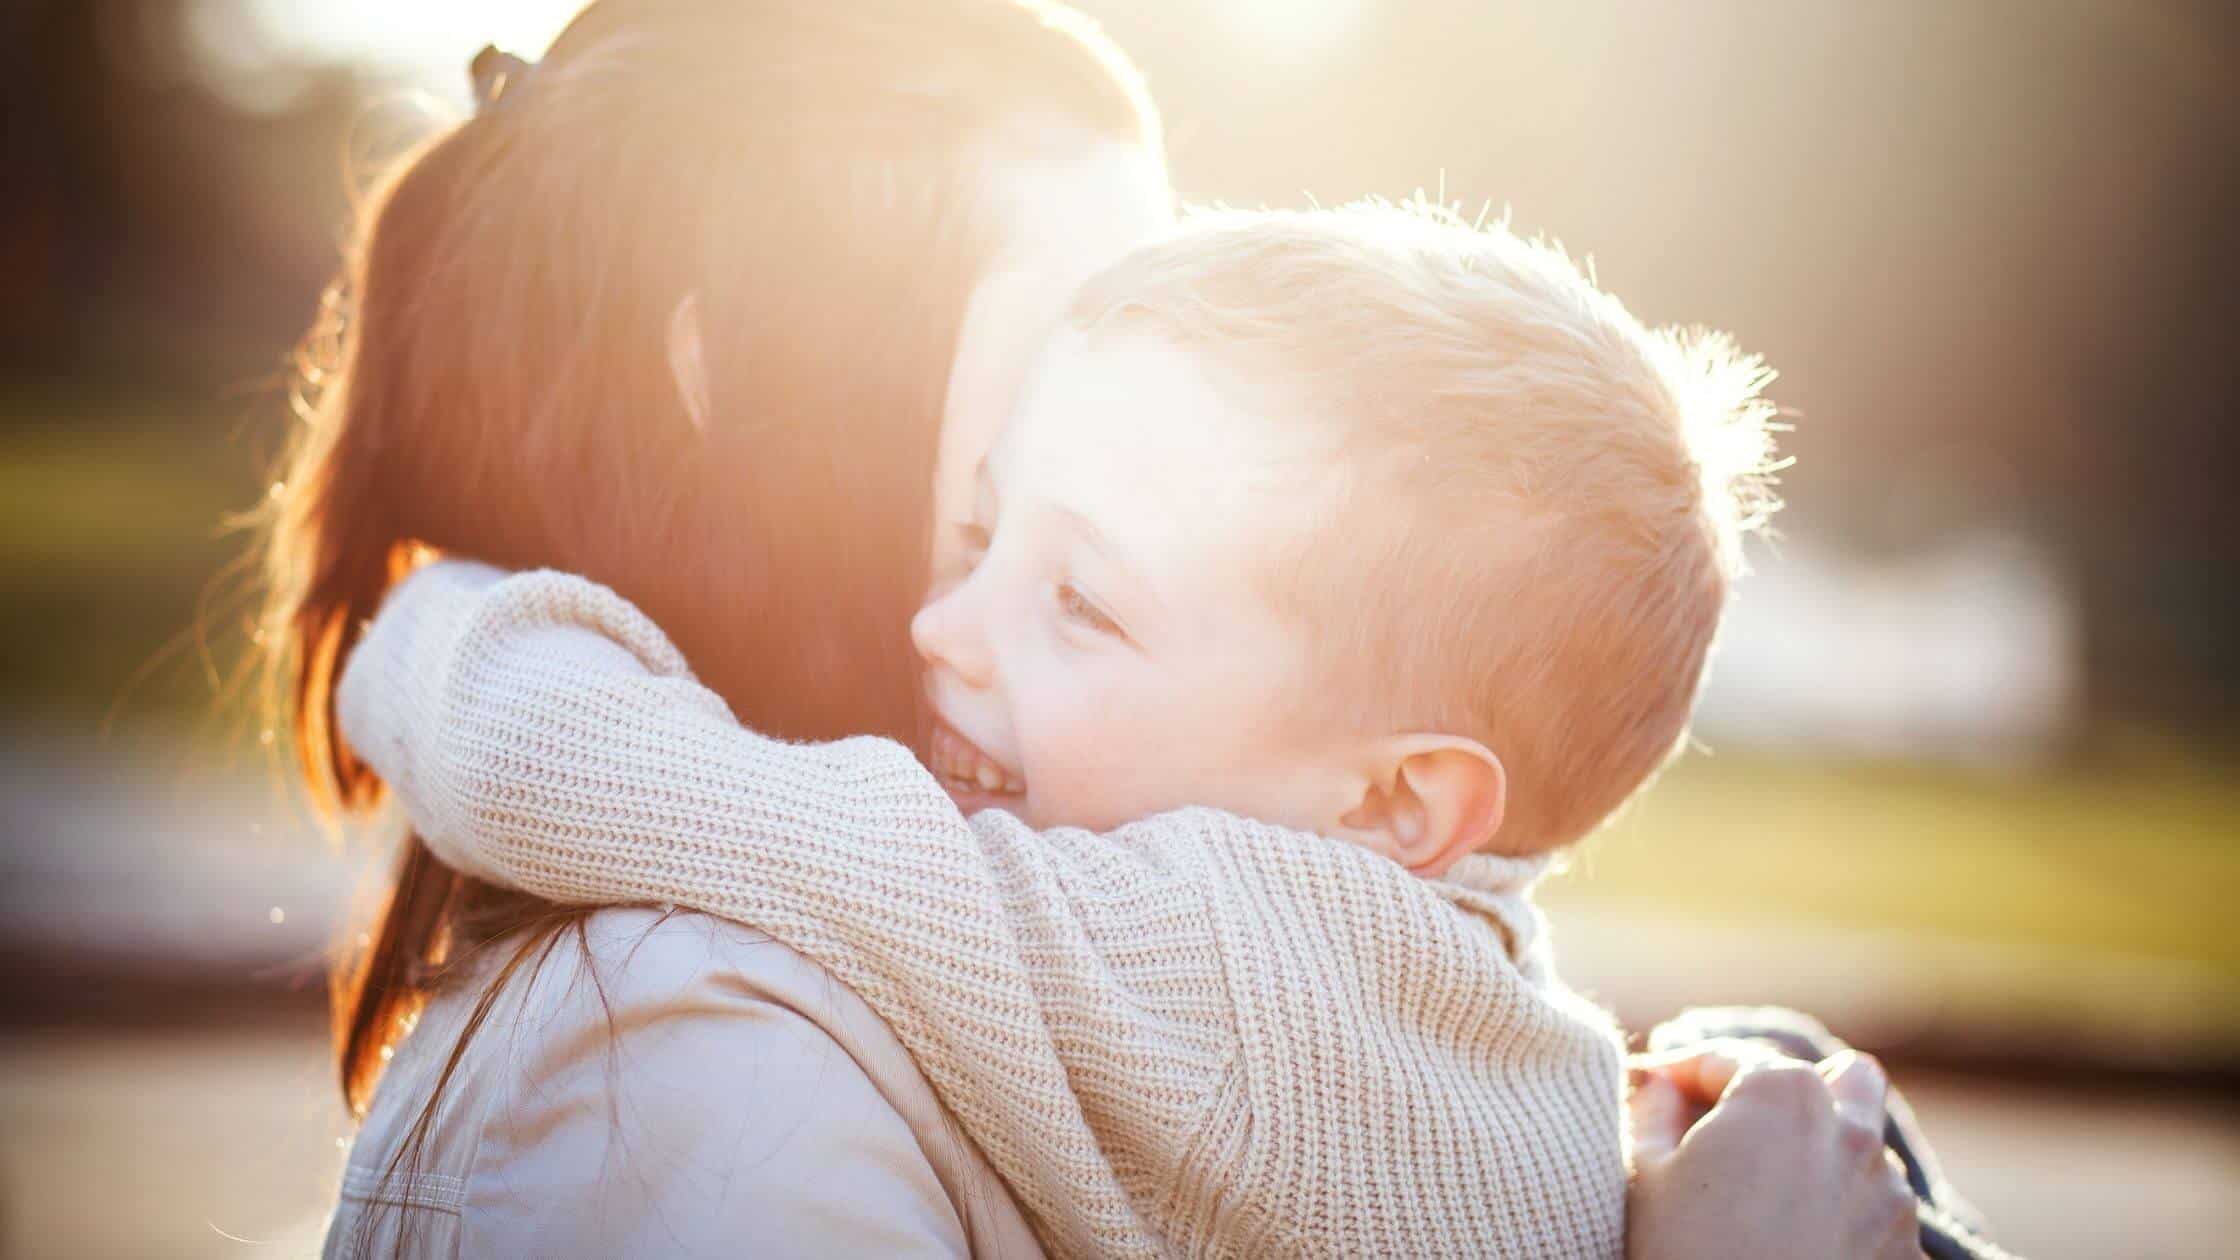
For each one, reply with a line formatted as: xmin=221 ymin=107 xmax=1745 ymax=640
xmin=327 ymin=907 xmax=1042 ymax=1259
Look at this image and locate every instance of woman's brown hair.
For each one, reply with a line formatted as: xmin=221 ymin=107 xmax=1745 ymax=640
xmin=253 ymin=0 xmax=1156 ymax=1131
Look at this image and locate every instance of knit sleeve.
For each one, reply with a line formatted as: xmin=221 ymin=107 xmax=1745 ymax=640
xmin=334 ymin=560 xmax=1238 ymax=1255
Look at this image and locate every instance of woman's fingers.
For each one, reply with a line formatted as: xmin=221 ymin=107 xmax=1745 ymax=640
xmin=1628 ymin=1071 xmax=1689 ymax=1164
xmin=1627 ymin=1036 xmax=1914 ymax=1257
xmin=1624 ymin=1045 xmax=1930 ymax=1260
xmin=1715 ymin=1057 xmax=1849 ymax=1146
xmin=1882 ymin=1151 xmax=1927 ymax=1259
xmin=1628 ymin=1038 xmax=1786 ymax=1107
xmin=1820 ymin=1049 xmax=1890 ymax=1136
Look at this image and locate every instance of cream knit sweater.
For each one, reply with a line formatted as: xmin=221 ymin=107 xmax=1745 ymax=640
xmin=335 ymin=562 xmax=1627 ymax=1259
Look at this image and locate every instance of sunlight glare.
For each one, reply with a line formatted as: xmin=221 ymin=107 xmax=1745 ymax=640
xmin=228 ymin=0 xmax=588 ymax=102
xmin=1212 ymin=0 xmax=1369 ymax=66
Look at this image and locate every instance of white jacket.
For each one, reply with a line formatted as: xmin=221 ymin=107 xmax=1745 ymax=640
xmin=325 ymin=907 xmax=1044 ymax=1258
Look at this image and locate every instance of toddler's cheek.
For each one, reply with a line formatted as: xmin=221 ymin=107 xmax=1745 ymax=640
xmin=1024 ymin=665 xmax=1199 ymax=820
xmin=1031 ymin=755 xmax=1137 ymax=833
xmin=1016 ymin=774 xmax=1113 ymax=833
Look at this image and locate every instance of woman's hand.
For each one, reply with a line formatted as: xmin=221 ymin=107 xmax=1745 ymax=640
xmin=1626 ymin=1042 xmax=1923 ymax=1260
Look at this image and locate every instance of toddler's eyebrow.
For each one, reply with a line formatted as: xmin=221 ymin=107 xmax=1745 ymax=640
xmin=1050 ymin=503 xmax=1168 ymax=620
xmin=977 ymin=448 xmax=1166 ymax=622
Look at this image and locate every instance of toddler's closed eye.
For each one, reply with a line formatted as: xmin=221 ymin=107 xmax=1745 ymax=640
xmin=1056 ymin=582 xmax=1124 ymax=639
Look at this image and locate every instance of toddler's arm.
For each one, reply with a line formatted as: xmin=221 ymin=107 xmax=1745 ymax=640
xmin=335 ymin=560 xmax=1248 ymax=1253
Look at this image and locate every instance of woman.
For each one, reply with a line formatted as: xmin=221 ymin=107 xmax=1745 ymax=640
xmin=263 ymin=1 xmax=1932 ymax=1255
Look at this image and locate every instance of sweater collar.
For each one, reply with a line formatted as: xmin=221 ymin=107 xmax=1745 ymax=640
xmin=1440 ymin=850 xmax=1552 ymax=897
xmin=1432 ymin=851 xmax=1555 ymax=975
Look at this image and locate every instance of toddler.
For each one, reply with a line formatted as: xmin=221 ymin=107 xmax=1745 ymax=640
xmin=337 ymin=201 xmax=1779 ymax=1258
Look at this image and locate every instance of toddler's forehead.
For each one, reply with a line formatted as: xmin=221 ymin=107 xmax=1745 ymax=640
xmin=1005 ymin=329 xmax=1332 ymax=563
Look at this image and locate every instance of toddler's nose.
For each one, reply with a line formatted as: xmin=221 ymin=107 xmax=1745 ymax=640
xmin=911 ymin=582 xmax=996 ymax=690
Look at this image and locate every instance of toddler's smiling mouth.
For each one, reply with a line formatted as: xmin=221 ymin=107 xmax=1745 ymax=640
xmin=929 ymin=718 xmax=1026 ymax=802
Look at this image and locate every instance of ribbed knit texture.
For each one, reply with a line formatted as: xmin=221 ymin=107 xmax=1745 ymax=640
xmin=336 ymin=562 xmax=1627 ymax=1259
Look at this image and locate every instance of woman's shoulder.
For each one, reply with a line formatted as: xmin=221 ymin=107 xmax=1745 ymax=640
xmin=334 ymin=908 xmax=1043 ymax=1258
xmin=498 ymin=907 xmax=917 ymax=1046
xmin=343 ymin=908 xmax=859 ymax=1207
xmin=522 ymin=905 xmax=796 ymax=1007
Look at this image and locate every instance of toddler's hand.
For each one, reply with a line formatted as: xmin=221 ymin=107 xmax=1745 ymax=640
xmin=1626 ymin=1043 xmax=1922 ymax=1260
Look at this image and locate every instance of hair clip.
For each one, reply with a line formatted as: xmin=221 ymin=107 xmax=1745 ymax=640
xmin=470 ymin=45 xmax=535 ymax=114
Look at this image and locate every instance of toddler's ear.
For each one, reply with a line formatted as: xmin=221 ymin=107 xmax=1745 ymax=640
xmin=1336 ymin=736 xmax=1505 ymax=877
xmin=667 ymin=293 xmax=713 ymax=433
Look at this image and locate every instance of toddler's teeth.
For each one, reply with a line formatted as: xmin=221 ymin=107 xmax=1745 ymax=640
xmin=976 ymin=763 xmax=1003 ymax=792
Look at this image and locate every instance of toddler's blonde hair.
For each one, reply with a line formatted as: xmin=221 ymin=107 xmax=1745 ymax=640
xmin=1070 ymin=201 xmax=1782 ymax=853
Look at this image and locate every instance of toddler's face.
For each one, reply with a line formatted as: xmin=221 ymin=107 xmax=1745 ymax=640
xmin=932 ymin=140 xmax=1172 ymax=593
xmin=912 ymin=329 xmax=1355 ymax=834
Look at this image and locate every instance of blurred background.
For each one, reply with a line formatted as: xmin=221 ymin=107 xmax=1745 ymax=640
xmin=3 ymin=1 xmax=2235 ymax=1256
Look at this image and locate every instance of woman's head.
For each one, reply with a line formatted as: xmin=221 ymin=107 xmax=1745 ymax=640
xmin=257 ymin=0 xmax=1167 ymax=1116
xmin=273 ymin=0 xmax=1164 ymax=772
